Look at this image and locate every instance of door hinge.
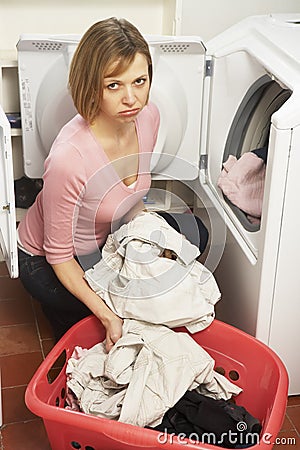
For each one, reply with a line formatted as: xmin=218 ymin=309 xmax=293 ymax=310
xmin=2 ymin=203 xmax=10 ymax=212
xmin=200 ymin=154 xmax=208 ymax=170
xmin=205 ymin=59 xmax=213 ymax=77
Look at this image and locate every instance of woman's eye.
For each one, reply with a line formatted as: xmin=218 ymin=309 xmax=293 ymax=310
xmin=107 ymin=82 xmax=119 ymax=90
xmin=135 ymin=78 xmax=146 ymax=86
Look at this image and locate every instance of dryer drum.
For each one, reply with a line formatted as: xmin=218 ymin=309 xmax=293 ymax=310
xmin=221 ymin=75 xmax=292 ymax=232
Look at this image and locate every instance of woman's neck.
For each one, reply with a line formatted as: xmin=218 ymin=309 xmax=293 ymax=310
xmin=90 ymin=111 xmax=134 ymax=142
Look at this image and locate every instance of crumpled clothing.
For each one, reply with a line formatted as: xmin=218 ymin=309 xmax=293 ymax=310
xmin=66 ymin=319 xmax=242 ymax=428
xmin=217 ymin=152 xmax=265 ymax=219
xmin=150 ymin=389 xmax=261 ymax=448
xmin=84 ymin=211 xmax=221 ymax=333
xmin=113 ymin=210 xmax=200 ymax=265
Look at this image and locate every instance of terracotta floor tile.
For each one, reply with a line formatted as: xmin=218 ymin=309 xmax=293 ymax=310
xmin=0 ymin=352 xmax=43 ymax=388
xmin=1 ymin=419 xmax=51 ymax=450
xmin=31 ymin=299 xmax=54 ymax=340
xmin=2 ymin=385 xmax=36 ymax=424
xmin=288 ymin=395 xmax=300 ymax=407
xmin=280 ymin=413 xmax=295 ymax=431
xmin=0 ymin=277 xmax=29 ymax=300
xmin=0 ymin=324 xmax=40 ymax=356
xmin=0 ymin=297 xmax=35 ymax=326
xmin=0 ymin=262 xmax=9 ymax=277
xmin=286 ymin=405 xmax=300 ymax=434
xmin=41 ymin=338 xmax=56 ymax=358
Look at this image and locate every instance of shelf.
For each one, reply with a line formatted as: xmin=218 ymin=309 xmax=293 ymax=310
xmin=0 ymin=50 xmax=17 ymax=67
xmin=144 ymin=188 xmax=171 ymax=211
xmin=10 ymin=128 xmax=22 ymax=137
xmin=16 ymin=207 xmax=27 ymax=223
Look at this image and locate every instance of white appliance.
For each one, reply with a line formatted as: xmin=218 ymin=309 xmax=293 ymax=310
xmin=0 ymin=106 xmax=18 ymax=278
xmin=1 ymin=14 xmax=300 ymax=393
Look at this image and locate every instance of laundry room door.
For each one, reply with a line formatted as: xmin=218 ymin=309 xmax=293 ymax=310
xmin=0 ymin=105 xmax=18 ymax=278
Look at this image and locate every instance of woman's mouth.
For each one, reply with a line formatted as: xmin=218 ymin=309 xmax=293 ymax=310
xmin=118 ymin=108 xmax=140 ymax=117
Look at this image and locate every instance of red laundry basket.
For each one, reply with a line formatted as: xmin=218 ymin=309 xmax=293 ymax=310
xmin=25 ymin=315 xmax=288 ymax=450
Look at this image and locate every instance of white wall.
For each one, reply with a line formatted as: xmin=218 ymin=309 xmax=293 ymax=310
xmin=0 ymin=0 xmax=176 ymax=52
xmin=175 ymin=0 xmax=300 ymax=40
xmin=2 ymin=0 xmax=300 ymax=53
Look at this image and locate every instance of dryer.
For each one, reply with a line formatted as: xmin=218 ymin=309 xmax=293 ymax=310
xmin=1 ymin=13 xmax=300 ymax=393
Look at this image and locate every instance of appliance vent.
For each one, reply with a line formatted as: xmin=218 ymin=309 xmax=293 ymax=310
xmin=160 ymin=43 xmax=190 ymax=53
xmin=32 ymin=41 xmax=63 ymax=51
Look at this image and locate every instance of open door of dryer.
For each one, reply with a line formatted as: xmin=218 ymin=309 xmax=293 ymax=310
xmin=0 ymin=105 xmax=18 ymax=278
xmin=196 ymin=16 xmax=294 ymax=264
xmin=147 ymin=36 xmax=206 ymax=180
xmin=17 ymin=34 xmax=79 ymax=179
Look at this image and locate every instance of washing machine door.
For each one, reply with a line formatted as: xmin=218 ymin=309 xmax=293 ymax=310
xmin=0 ymin=105 xmax=18 ymax=278
xmin=17 ymin=34 xmax=206 ymax=180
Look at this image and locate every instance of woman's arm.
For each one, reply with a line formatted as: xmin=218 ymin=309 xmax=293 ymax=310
xmin=51 ymin=258 xmax=123 ymax=352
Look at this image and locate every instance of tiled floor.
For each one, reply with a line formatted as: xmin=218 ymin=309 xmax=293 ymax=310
xmin=0 ymin=260 xmax=54 ymax=449
xmin=0 ymin=259 xmax=300 ymax=450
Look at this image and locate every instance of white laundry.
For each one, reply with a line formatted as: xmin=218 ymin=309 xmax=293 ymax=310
xmin=84 ymin=211 xmax=221 ymax=333
xmin=66 ymin=319 xmax=242 ymax=427
xmin=113 ymin=211 xmax=200 ymax=265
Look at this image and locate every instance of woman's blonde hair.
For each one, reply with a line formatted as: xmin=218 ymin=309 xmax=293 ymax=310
xmin=68 ymin=17 xmax=152 ymax=124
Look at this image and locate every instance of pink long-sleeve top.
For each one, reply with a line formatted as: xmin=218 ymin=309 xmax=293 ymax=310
xmin=18 ymin=102 xmax=160 ymax=264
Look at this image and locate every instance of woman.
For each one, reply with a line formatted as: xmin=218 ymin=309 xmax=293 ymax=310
xmin=18 ymin=17 xmax=208 ymax=351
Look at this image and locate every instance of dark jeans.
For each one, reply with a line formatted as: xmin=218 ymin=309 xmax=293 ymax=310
xmin=18 ymin=212 xmax=208 ymax=340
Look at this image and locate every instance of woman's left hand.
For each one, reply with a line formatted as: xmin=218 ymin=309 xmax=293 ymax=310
xmin=101 ymin=312 xmax=124 ymax=352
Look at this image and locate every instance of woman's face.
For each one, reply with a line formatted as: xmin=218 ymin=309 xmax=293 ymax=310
xmin=100 ymin=52 xmax=150 ymax=124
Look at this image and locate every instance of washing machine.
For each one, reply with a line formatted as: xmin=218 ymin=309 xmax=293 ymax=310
xmin=1 ymin=13 xmax=300 ymax=393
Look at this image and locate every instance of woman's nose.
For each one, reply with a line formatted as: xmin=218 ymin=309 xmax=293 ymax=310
xmin=123 ymin=86 xmax=136 ymax=105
